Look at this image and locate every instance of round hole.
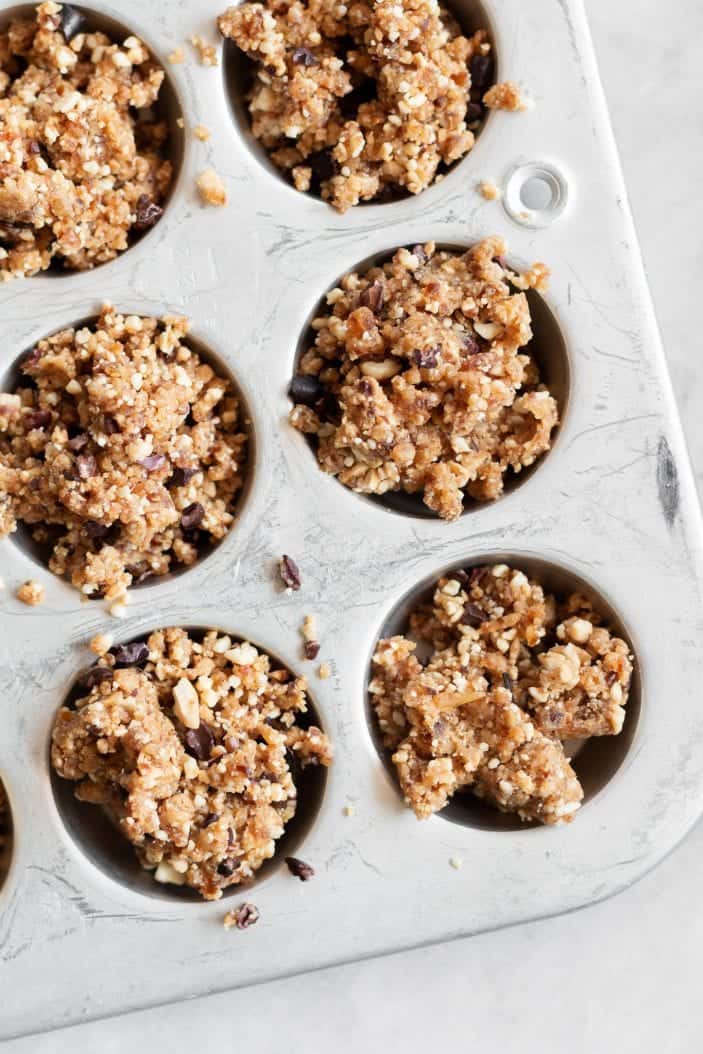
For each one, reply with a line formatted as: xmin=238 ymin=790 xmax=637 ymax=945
xmin=222 ymin=0 xmax=497 ymax=209
xmin=1 ymin=316 xmax=254 ymax=595
xmin=366 ymin=554 xmax=641 ymax=831
xmin=0 ymin=779 xmax=13 ymax=893
xmin=0 ymin=4 xmax=185 ymax=278
xmin=504 ymin=162 xmax=569 ymax=229
xmin=50 ymin=627 xmax=330 ymax=902
xmin=290 ymin=242 xmax=570 ymax=519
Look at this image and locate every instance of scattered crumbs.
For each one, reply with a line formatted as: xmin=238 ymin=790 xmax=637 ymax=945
xmin=483 ymin=81 xmax=525 ymax=113
xmin=108 ymin=594 xmax=129 ymax=619
xmin=318 ymin=661 xmax=332 ymax=680
xmin=189 ymin=35 xmax=219 ymax=67
xmin=168 ymin=46 xmax=185 ymax=64
xmin=224 ymin=903 xmax=260 ymax=930
xmin=449 ymin=857 xmax=463 ymax=870
xmin=343 ymin=804 xmax=355 ymax=818
xmin=285 ymin=856 xmax=315 ymax=881
xmin=196 ymin=168 xmax=227 ymax=207
xmin=89 ymin=632 xmax=113 ymax=656
xmin=479 ymin=180 xmax=501 ymax=201
xmin=16 ymin=580 xmax=44 ymax=606
xmin=193 ymin=124 xmax=211 ymax=142
xmin=279 ymin=554 xmax=301 ymax=591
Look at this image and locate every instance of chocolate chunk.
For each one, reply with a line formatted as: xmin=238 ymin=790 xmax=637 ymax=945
xmin=360 ymin=281 xmax=384 ymax=314
xmin=307 ymin=148 xmax=337 ymax=187
xmin=202 ymin=812 xmax=220 ymax=827
xmin=285 ymin=856 xmax=314 ymax=881
xmin=234 ymin=903 xmax=260 ymax=929
xmin=289 ymin=374 xmax=325 ymax=407
xmin=279 ymin=554 xmax=301 ymax=591
xmin=314 ymin=391 xmax=340 ymax=421
xmin=58 ymin=4 xmax=85 ymax=41
xmin=291 ymin=47 xmax=318 ymax=67
xmin=217 ymin=857 xmax=241 ymax=877
xmin=103 ymin=414 xmax=120 ymax=435
xmin=67 ymin=432 xmax=89 ymax=452
xmin=27 ymin=140 xmax=41 ymax=156
xmin=184 ymin=723 xmax=215 ymax=761
xmin=181 ymin=502 xmax=205 ymax=529
xmin=170 ymin=464 xmax=199 ymax=487
xmin=466 ymin=101 xmax=484 ymax=122
xmin=412 ymin=347 xmax=440 ymax=369
xmin=112 ymin=641 xmax=150 ymax=668
xmin=548 ymin=708 xmax=563 ymax=726
xmin=133 ymin=195 xmax=164 ymax=232
xmin=76 ymin=454 xmax=97 ymax=479
xmin=304 ymin=640 xmax=320 ymax=660
xmin=462 ymin=332 xmax=482 ymax=356
xmin=85 ymin=520 xmax=111 ymax=539
xmin=24 ymin=408 xmax=52 ymax=430
xmin=470 ymin=54 xmax=494 ymax=90
xmin=502 ymin=672 xmax=513 ymax=693
xmin=78 ymin=665 xmax=113 ymax=691
xmin=138 ymin=453 xmax=167 ymax=471
xmin=461 ymin=602 xmax=488 ymax=628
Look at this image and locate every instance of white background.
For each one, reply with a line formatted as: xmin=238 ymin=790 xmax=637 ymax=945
xmin=7 ymin=1 xmax=703 ymax=1049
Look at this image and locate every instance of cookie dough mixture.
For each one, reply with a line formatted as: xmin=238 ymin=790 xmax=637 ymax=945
xmin=369 ymin=564 xmax=633 ymax=824
xmin=290 ymin=238 xmax=556 ymax=519
xmin=218 ymin=0 xmax=512 ymax=210
xmin=0 ymin=308 xmax=248 ymax=598
xmin=0 ymin=2 xmax=172 ymax=279
xmin=51 ymin=628 xmax=332 ymax=899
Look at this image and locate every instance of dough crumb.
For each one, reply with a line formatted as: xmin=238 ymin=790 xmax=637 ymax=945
xmin=189 ymin=35 xmax=219 ymax=66
xmin=318 ymin=662 xmax=332 ymax=680
xmin=16 ymin=580 xmax=44 ymax=606
xmin=479 ymin=180 xmax=501 ymax=201
xmin=193 ymin=124 xmax=211 ymax=141
xmin=89 ymin=633 xmax=113 ymax=656
xmin=197 ymin=168 xmax=227 ymax=206
xmin=484 ymin=81 xmax=525 ymax=112
xmin=168 ymin=47 xmax=185 ymax=64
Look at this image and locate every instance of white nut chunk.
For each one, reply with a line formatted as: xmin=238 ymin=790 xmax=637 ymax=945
xmin=172 ymin=677 xmax=200 ymax=729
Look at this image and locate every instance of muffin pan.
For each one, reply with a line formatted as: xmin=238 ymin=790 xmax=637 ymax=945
xmin=2 ymin=0 xmax=703 ymax=1039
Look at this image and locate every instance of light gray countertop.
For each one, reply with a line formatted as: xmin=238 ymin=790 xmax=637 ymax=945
xmin=7 ymin=0 xmax=702 ymax=1050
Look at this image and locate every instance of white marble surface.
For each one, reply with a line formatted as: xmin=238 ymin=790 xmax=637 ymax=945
xmin=7 ymin=0 xmax=703 ymax=1049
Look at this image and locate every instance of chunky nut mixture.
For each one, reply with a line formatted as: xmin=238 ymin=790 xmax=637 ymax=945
xmin=0 ymin=3 xmax=173 ymax=279
xmin=16 ymin=579 xmax=45 ymax=606
xmin=369 ymin=564 xmax=633 ymax=824
xmin=218 ymin=0 xmax=512 ymax=211
xmin=51 ymin=628 xmax=332 ymax=899
xmin=290 ymin=238 xmax=556 ymax=519
xmin=0 ymin=308 xmax=248 ymax=598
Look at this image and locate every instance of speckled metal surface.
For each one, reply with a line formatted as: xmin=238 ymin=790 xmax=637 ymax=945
xmin=1 ymin=0 xmax=702 ymax=1039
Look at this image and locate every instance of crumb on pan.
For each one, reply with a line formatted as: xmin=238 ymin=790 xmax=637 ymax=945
xmin=168 ymin=47 xmax=185 ymax=64
xmin=479 ymin=180 xmax=501 ymax=201
xmin=318 ymin=661 xmax=332 ymax=680
xmin=289 ymin=237 xmax=555 ymax=520
xmin=16 ymin=580 xmax=44 ymax=606
xmin=217 ymin=0 xmax=510 ymax=211
xmin=279 ymin=555 xmax=301 ymax=591
xmin=189 ymin=35 xmax=219 ymax=67
xmin=483 ymin=81 xmax=526 ymax=112
xmin=0 ymin=307 xmax=248 ymax=598
xmin=224 ymin=902 xmax=260 ymax=929
xmin=196 ymin=168 xmax=227 ymax=206
xmin=0 ymin=2 xmax=172 ymax=280
xmin=369 ymin=564 xmax=633 ymax=824
xmin=193 ymin=125 xmax=212 ymax=142
xmin=51 ymin=628 xmax=333 ymax=899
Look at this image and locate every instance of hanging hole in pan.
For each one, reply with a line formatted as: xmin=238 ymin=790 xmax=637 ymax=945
xmin=0 ymin=4 xmax=185 ymax=278
xmin=289 ymin=241 xmax=570 ymax=519
xmin=222 ymin=0 xmax=498 ymax=209
xmin=366 ymin=554 xmax=641 ymax=832
xmin=50 ymin=627 xmax=329 ymax=902
xmin=503 ymin=161 xmax=570 ymax=229
xmin=0 ymin=316 xmax=255 ymax=595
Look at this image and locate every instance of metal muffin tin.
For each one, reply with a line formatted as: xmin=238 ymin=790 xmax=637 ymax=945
xmin=1 ymin=0 xmax=702 ymax=1039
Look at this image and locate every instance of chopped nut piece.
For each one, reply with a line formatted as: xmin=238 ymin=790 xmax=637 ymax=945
xmin=479 ymin=180 xmax=501 ymax=201
xmin=224 ymin=903 xmax=260 ymax=929
xmin=369 ymin=564 xmax=633 ymax=824
xmin=51 ymin=628 xmax=333 ymax=899
xmin=484 ymin=81 xmax=526 ymax=112
xmin=318 ymin=662 xmax=332 ymax=680
xmin=16 ymin=580 xmax=44 ymax=606
xmin=90 ymin=634 xmax=113 ymax=656
xmin=193 ymin=124 xmax=211 ymax=141
xmin=196 ymin=168 xmax=227 ymax=206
